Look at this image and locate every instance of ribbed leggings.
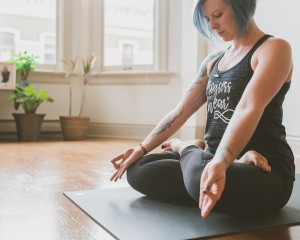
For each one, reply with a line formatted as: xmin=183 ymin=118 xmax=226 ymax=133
xmin=127 ymin=146 xmax=294 ymax=217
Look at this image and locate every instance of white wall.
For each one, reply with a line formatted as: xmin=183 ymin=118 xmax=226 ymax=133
xmin=255 ymin=0 xmax=300 ymax=159
xmin=255 ymin=0 xmax=300 ymax=136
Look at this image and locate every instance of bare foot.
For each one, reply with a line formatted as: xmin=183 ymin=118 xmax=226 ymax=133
xmin=235 ymin=150 xmax=271 ymax=172
xmin=161 ymin=139 xmax=205 ymax=154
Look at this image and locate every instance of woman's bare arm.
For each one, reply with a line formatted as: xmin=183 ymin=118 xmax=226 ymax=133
xmin=110 ymin=51 xmax=221 ymax=181
xmin=199 ymin=38 xmax=293 ymax=218
xmin=213 ymin=38 xmax=293 ymax=167
xmin=141 ymin=51 xmax=222 ymax=152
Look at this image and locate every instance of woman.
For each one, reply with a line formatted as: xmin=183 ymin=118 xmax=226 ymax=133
xmin=110 ymin=0 xmax=294 ymax=218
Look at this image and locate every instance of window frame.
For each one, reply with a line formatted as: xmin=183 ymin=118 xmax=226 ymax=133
xmin=98 ymin=0 xmax=168 ymax=73
xmin=0 ymin=28 xmax=19 ymax=62
xmin=8 ymin=0 xmax=169 ymax=75
xmin=36 ymin=0 xmax=62 ymax=71
xmin=0 ymin=0 xmax=61 ymax=71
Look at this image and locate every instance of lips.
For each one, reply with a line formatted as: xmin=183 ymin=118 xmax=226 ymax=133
xmin=218 ymin=31 xmax=225 ymax=36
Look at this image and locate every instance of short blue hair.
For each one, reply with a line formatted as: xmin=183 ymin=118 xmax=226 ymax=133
xmin=193 ymin=0 xmax=256 ymax=42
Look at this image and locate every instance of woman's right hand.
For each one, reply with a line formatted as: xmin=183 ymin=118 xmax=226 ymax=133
xmin=110 ymin=146 xmax=144 ymax=182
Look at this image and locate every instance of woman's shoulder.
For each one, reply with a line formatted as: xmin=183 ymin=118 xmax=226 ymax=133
xmin=252 ymin=35 xmax=293 ymax=82
xmin=196 ymin=51 xmax=223 ymax=78
xmin=253 ymin=36 xmax=292 ymax=66
xmin=205 ymin=51 xmax=223 ymax=76
xmin=259 ymin=36 xmax=292 ymax=55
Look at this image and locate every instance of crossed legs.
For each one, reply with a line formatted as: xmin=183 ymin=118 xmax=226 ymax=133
xmin=127 ymin=139 xmax=294 ymax=217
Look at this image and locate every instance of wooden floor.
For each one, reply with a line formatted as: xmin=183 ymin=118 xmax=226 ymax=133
xmin=0 ymin=136 xmax=300 ymax=240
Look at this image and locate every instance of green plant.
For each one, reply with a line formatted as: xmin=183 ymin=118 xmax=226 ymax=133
xmin=62 ymin=53 xmax=97 ymax=117
xmin=10 ymin=51 xmax=38 ymax=81
xmin=9 ymin=85 xmax=54 ymax=113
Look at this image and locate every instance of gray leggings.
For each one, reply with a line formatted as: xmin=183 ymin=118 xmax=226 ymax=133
xmin=127 ymin=146 xmax=294 ymax=217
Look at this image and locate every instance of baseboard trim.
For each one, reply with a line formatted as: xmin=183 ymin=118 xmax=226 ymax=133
xmin=87 ymin=122 xmax=155 ymax=140
xmin=0 ymin=120 xmax=204 ymax=141
xmin=88 ymin=122 xmax=205 ymax=141
xmin=0 ymin=119 xmax=61 ymax=133
xmin=1 ymin=118 xmax=298 ymax=161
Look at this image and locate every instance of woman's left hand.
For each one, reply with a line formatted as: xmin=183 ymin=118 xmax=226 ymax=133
xmin=199 ymin=160 xmax=227 ymax=218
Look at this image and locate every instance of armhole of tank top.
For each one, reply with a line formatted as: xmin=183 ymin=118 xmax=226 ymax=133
xmin=247 ymin=34 xmax=273 ymax=68
xmin=208 ymin=52 xmax=224 ymax=76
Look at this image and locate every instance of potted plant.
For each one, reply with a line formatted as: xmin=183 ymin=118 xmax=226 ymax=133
xmin=9 ymin=85 xmax=54 ymax=142
xmin=10 ymin=51 xmax=38 ymax=87
xmin=60 ymin=53 xmax=97 ymax=140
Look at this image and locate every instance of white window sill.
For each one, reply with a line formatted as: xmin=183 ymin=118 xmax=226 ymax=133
xmin=30 ymin=70 xmax=174 ymax=85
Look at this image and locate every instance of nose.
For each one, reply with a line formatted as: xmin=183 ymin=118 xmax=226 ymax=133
xmin=210 ymin=19 xmax=218 ymax=30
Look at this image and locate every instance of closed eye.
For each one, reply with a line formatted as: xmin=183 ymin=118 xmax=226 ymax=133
xmin=214 ymin=13 xmax=222 ymax=18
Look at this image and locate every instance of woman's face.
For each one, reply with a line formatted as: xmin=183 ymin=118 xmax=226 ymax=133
xmin=201 ymin=0 xmax=238 ymax=41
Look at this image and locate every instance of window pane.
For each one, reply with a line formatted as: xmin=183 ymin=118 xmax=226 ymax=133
xmin=0 ymin=0 xmax=56 ymax=65
xmin=104 ymin=0 xmax=154 ymax=68
xmin=0 ymin=32 xmax=14 ymax=61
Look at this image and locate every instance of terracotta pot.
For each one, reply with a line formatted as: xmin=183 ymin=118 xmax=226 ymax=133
xmin=13 ymin=113 xmax=45 ymax=142
xmin=59 ymin=116 xmax=90 ymax=141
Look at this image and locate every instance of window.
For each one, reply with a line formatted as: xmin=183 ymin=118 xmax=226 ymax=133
xmin=0 ymin=0 xmax=57 ymax=66
xmin=102 ymin=0 xmax=167 ymax=71
xmin=40 ymin=32 xmax=56 ymax=65
xmin=0 ymin=0 xmax=167 ymax=74
xmin=0 ymin=31 xmax=16 ymax=61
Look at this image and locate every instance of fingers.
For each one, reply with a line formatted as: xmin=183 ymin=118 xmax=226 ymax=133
xmin=110 ymin=153 xmax=127 ymax=181
xmin=110 ymin=158 xmax=128 ymax=181
xmin=200 ymin=192 xmax=217 ymax=218
xmin=111 ymin=153 xmax=125 ymax=169
xmin=199 ymin=162 xmax=226 ymax=218
xmin=110 ymin=164 xmax=127 ymax=182
xmin=199 ymin=171 xmax=216 ymax=214
xmin=161 ymin=141 xmax=176 ymax=152
xmin=110 ymin=169 xmax=119 ymax=181
xmin=161 ymin=140 xmax=171 ymax=150
xmin=110 ymin=147 xmax=137 ymax=182
xmin=199 ymin=167 xmax=208 ymax=210
xmin=111 ymin=160 xmax=120 ymax=169
xmin=162 ymin=146 xmax=172 ymax=152
xmin=199 ymin=184 xmax=219 ymax=218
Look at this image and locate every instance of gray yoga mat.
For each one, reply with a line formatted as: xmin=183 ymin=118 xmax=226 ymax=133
xmin=64 ymin=175 xmax=300 ymax=240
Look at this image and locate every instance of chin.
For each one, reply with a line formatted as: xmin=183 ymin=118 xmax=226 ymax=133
xmin=219 ymin=34 xmax=234 ymax=42
xmin=220 ymin=36 xmax=231 ymax=42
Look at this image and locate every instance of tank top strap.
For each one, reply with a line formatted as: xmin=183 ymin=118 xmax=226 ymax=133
xmin=247 ymin=34 xmax=273 ymax=58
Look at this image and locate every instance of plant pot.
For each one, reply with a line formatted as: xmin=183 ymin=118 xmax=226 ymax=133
xmin=13 ymin=113 xmax=45 ymax=142
xmin=59 ymin=116 xmax=90 ymax=141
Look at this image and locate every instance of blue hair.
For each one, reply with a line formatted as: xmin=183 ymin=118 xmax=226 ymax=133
xmin=193 ymin=0 xmax=256 ymax=42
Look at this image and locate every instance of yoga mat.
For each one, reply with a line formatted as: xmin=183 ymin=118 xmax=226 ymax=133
xmin=64 ymin=175 xmax=300 ymax=240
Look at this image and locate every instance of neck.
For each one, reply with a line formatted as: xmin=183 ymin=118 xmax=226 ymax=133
xmin=232 ymin=21 xmax=263 ymax=50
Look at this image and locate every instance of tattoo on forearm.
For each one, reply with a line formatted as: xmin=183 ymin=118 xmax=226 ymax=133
xmin=219 ymin=146 xmax=234 ymax=166
xmin=153 ymin=107 xmax=184 ymax=135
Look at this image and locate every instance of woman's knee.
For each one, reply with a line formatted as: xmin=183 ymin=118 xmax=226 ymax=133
xmin=179 ymin=148 xmax=213 ymax=201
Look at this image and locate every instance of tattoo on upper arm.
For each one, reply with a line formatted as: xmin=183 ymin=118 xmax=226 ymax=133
xmin=189 ymin=51 xmax=222 ymax=91
xmin=153 ymin=107 xmax=184 ymax=135
xmin=197 ymin=62 xmax=208 ymax=79
xmin=199 ymin=51 xmax=222 ymax=77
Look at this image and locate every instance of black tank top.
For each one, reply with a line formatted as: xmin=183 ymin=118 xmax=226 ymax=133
xmin=205 ymin=35 xmax=295 ymax=179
